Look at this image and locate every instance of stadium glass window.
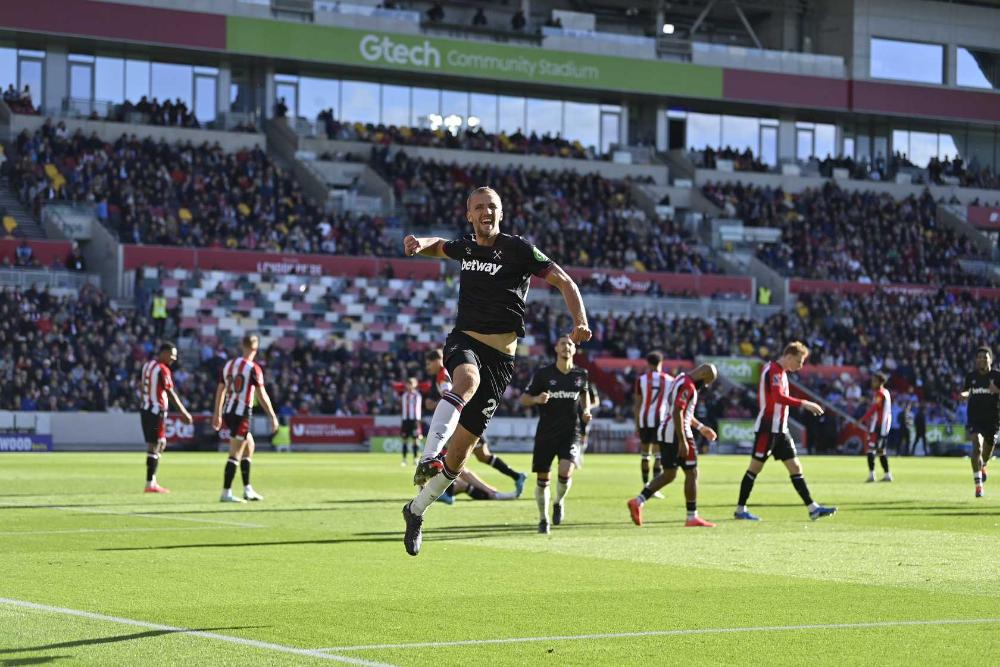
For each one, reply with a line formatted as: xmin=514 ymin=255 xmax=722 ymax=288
xmin=760 ymin=125 xmax=777 ymax=165
xmin=957 ymin=47 xmax=998 ymax=90
xmin=939 ymin=132 xmax=959 ymax=160
xmin=815 ymin=124 xmax=836 ymax=159
xmin=297 ymin=76 xmax=339 ymax=121
xmin=95 ymin=57 xmax=125 ymax=104
xmin=498 ymin=95 xmax=526 ymax=134
xmin=411 ymin=87 xmax=440 ymax=127
xmin=125 ymin=59 xmax=150 ymax=101
xmin=843 ymin=136 xmax=855 ymax=159
xmin=194 ymin=74 xmax=217 ymax=122
xmin=721 ymin=115 xmax=757 ymax=153
xmin=600 ymin=110 xmax=619 ymax=154
xmin=18 ymin=58 xmax=42 ymax=107
xmin=441 ymin=90 xmax=469 ymax=124
xmin=563 ymin=101 xmax=599 ymax=151
xmin=381 ymin=84 xmax=409 ymax=127
xmin=69 ymin=60 xmax=93 ymax=101
xmin=526 ymin=97 xmax=562 ymax=137
xmin=151 ymin=62 xmax=193 ymax=105
xmin=469 ymin=93 xmax=498 ymax=134
xmin=870 ymin=38 xmax=943 ymax=85
xmin=341 ymin=80 xmax=378 ymax=123
xmin=795 ymin=122 xmax=815 ymax=161
xmin=967 ymin=128 xmax=997 ymax=171
xmin=686 ymin=112 xmax=722 ymax=150
xmin=0 ymin=47 xmax=15 ymax=88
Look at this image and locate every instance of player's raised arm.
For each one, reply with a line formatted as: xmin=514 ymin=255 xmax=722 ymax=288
xmin=403 ymin=235 xmax=449 ymax=258
xmin=544 ymin=263 xmax=591 ymax=344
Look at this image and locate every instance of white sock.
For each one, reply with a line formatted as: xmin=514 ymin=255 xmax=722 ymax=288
xmin=635 ymin=494 xmax=647 ymax=506
xmin=737 ymin=504 xmax=746 ymax=513
xmin=687 ymin=510 xmax=697 ymax=520
xmin=975 ymin=473 xmax=983 ymax=484
xmin=421 ymin=393 xmax=465 ymax=459
xmin=494 ymin=491 xmax=517 ymax=500
xmin=410 ymin=468 xmax=457 ymax=515
xmin=244 ymin=485 xmax=253 ymax=493
xmin=221 ymin=489 xmax=232 ymax=498
xmin=147 ymin=476 xmax=156 ymax=487
xmin=808 ymin=502 xmax=819 ymax=512
xmin=555 ymin=477 xmax=572 ymax=505
xmin=535 ymin=483 xmax=551 ymax=522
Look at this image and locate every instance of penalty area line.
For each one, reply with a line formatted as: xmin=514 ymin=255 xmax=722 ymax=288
xmin=316 ymin=617 xmax=1000 ymax=652
xmin=0 ymin=597 xmax=395 ymax=667
xmin=51 ymin=505 xmax=265 ymax=528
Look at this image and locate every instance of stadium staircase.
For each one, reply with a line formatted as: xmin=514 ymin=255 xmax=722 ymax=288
xmin=0 ymin=177 xmax=47 ymax=239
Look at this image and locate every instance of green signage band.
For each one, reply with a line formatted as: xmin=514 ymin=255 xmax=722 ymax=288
xmin=226 ymin=17 xmax=723 ymax=98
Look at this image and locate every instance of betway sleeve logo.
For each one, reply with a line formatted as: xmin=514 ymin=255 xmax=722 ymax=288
xmin=359 ymin=33 xmax=599 ymax=81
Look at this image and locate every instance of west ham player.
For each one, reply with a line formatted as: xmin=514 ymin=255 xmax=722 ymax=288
xmin=961 ymin=347 xmax=1000 ymax=497
xmin=422 ymin=348 xmax=526 ymax=493
xmin=212 ymin=335 xmax=280 ymax=503
xmin=401 ymin=186 xmax=590 ymax=556
xmin=734 ymin=342 xmax=837 ymax=521
xmin=635 ymin=352 xmax=671 ymax=493
xmin=139 ymin=342 xmax=193 ymax=493
xmin=400 ymin=377 xmax=423 ymax=466
xmin=860 ymin=372 xmax=893 ymax=483
xmin=627 ymin=364 xmax=718 ymax=528
xmin=520 ymin=336 xmax=591 ymax=533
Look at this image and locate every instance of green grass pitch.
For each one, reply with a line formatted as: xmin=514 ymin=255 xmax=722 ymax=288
xmin=2 ymin=451 xmax=999 ymax=666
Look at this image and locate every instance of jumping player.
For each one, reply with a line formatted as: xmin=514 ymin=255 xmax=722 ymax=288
xmin=212 ymin=334 xmax=280 ymax=503
xmin=400 ymin=377 xmax=423 ymax=466
xmin=627 ymin=364 xmax=718 ymax=527
xmin=860 ymin=372 xmax=893 ymax=482
xmin=961 ymin=347 xmax=1000 ymax=497
xmin=401 ymin=186 xmax=590 ymax=556
xmin=734 ymin=342 xmax=837 ymax=521
xmin=139 ymin=342 xmax=193 ymax=493
xmin=520 ymin=336 xmax=591 ymax=533
xmin=635 ymin=352 xmax=672 ymax=493
xmin=422 ymin=348 xmax=526 ymax=493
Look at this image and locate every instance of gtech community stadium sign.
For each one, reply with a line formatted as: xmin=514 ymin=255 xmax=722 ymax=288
xmin=226 ymin=18 xmax=721 ymax=97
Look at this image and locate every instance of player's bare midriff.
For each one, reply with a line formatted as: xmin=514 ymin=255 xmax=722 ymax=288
xmin=463 ymin=330 xmax=517 ymax=355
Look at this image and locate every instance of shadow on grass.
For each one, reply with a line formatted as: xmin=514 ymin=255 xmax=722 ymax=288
xmin=2 ymin=656 xmax=71 ymax=666
xmin=0 ymin=627 xmax=255 ymax=654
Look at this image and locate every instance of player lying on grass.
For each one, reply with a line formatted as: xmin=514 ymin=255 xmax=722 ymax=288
xmin=435 ymin=468 xmax=520 ymax=504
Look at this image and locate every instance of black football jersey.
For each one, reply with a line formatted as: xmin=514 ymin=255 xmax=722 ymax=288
xmin=526 ymin=364 xmax=589 ymax=443
xmin=964 ymin=369 xmax=1000 ymax=424
xmin=443 ymin=233 xmax=553 ymax=337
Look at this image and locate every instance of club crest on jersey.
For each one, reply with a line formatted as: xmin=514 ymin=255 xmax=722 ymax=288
xmin=575 ymin=378 xmax=584 ymax=387
xmin=461 ymin=258 xmax=502 ymax=275
xmin=492 ymin=249 xmax=502 ymax=261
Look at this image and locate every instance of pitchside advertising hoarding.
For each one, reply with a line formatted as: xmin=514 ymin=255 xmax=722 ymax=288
xmin=700 ymin=356 xmax=763 ymax=385
xmin=0 ymin=433 xmax=53 ymax=452
xmin=716 ymin=420 xmax=756 ymax=443
xmin=289 ymin=416 xmax=373 ymax=445
xmin=968 ymin=206 xmax=1000 ymax=230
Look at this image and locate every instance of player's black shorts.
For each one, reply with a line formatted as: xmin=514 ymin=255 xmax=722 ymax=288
xmin=662 ymin=436 xmax=698 ymax=469
xmin=444 ymin=331 xmax=515 ymax=437
xmin=753 ymin=430 xmax=797 ymax=461
xmin=869 ymin=434 xmax=888 ymax=452
xmin=223 ymin=412 xmax=251 ymax=441
xmin=532 ymin=436 xmax=581 ymax=473
xmin=638 ymin=427 xmax=659 ymax=446
xmin=140 ymin=410 xmax=166 ymax=443
xmin=400 ymin=419 xmax=422 ymax=438
xmin=968 ymin=418 xmax=999 ymax=443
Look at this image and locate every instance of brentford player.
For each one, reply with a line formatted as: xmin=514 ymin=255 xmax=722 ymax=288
xmin=212 ymin=335 xmax=279 ymax=503
xmin=634 ymin=352 xmax=672 ymax=493
xmin=628 ymin=364 xmax=718 ymax=527
xmin=734 ymin=342 xmax=837 ymax=521
xmin=860 ymin=372 xmax=893 ymax=483
xmin=422 ymin=348 xmax=526 ymax=494
xmin=139 ymin=342 xmax=192 ymax=493
xmin=400 ymin=377 xmax=423 ymax=466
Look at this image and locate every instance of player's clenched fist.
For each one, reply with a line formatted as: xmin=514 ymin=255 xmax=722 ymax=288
xmin=403 ymin=235 xmax=423 ymax=257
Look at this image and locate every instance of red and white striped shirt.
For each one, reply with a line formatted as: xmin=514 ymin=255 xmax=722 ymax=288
xmin=754 ymin=361 xmax=803 ymax=434
xmin=140 ymin=359 xmax=173 ymax=414
xmin=658 ymin=374 xmax=698 ymax=443
xmin=401 ymin=389 xmax=422 ymax=420
xmin=220 ymin=357 xmax=264 ymax=416
xmin=861 ymin=387 xmax=892 ymax=436
xmin=636 ymin=370 xmax=674 ymax=428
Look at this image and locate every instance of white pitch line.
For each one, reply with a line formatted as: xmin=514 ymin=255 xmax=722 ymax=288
xmin=0 ymin=526 xmax=225 ymax=536
xmin=51 ymin=506 xmax=265 ymax=528
xmin=316 ymin=617 xmax=1000 ymax=652
xmin=0 ymin=597 xmax=396 ymax=667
